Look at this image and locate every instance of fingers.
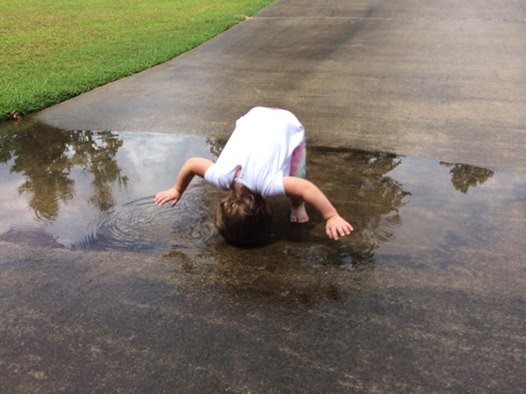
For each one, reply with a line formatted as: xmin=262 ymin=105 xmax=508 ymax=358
xmin=154 ymin=191 xmax=176 ymax=207
xmin=326 ymin=226 xmax=347 ymax=240
xmin=326 ymin=216 xmax=354 ymax=240
xmin=156 ymin=197 xmax=169 ymax=206
xmin=341 ymin=222 xmax=353 ymax=236
xmin=326 ymin=227 xmax=337 ymax=240
xmin=154 ymin=193 xmax=167 ymax=206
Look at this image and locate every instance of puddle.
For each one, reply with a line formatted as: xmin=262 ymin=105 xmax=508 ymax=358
xmin=0 ymin=120 xmax=524 ymax=269
xmin=1 ymin=120 xmax=525 ymax=392
xmin=0 ymin=121 xmax=217 ymax=252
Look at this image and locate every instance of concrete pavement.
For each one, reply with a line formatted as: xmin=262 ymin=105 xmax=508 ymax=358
xmin=6 ymin=0 xmax=523 ymax=391
xmin=36 ymin=0 xmax=526 ymax=172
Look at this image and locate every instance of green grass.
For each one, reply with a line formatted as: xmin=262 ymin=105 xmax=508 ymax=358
xmin=0 ymin=0 xmax=273 ymax=120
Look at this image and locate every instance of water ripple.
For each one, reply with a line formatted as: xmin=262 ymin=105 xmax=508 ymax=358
xmin=76 ymin=188 xmax=217 ymax=252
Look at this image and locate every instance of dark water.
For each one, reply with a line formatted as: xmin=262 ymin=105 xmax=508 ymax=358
xmin=1 ymin=120 xmax=525 ymax=391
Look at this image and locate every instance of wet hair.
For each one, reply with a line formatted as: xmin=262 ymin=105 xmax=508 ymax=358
xmin=215 ymin=191 xmax=272 ymax=247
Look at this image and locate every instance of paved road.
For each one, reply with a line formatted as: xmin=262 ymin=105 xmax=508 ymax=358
xmin=36 ymin=0 xmax=526 ymax=172
xmin=9 ymin=1 xmax=523 ymax=391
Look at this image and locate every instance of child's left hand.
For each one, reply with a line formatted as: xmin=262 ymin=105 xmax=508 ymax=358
xmin=154 ymin=187 xmax=181 ymax=207
xmin=325 ymin=215 xmax=353 ymax=240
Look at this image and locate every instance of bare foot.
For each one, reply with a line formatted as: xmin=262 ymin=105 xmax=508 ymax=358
xmin=290 ymin=202 xmax=309 ymax=223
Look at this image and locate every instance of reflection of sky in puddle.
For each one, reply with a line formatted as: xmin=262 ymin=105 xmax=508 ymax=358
xmin=0 ymin=123 xmax=214 ymax=248
xmin=1 ymin=121 xmax=523 ymax=267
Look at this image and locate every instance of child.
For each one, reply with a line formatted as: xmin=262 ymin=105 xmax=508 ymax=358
xmin=154 ymin=107 xmax=353 ymax=246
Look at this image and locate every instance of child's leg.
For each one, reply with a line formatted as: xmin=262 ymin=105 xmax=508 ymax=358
xmin=289 ymin=141 xmax=309 ymax=223
xmin=290 ymin=141 xmax=306 ymax=178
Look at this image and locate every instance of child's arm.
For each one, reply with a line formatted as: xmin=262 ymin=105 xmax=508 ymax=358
xmin=154 ymin=157 xmax=213 ymax=207
xmin=283 ymin=176 xmax=353 ymax=240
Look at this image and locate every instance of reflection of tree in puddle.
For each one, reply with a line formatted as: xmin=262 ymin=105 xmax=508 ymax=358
xmin=0 ymin=121 xmax=127 ymax=221
xmin=203 ymin=143 xmax=411 ymax=266
xmin=169 ymin=144 xmax=500 ymax=307
xmin=71 ymin=130 xmax=128 ymax=210
xmin=207 ymin=136 xmax=226 ymax=158
xmin=186 ymin=146 xmax=412 ymax=303
xmin=440 ymin=162 xmax=494 ymax=194
xmin=1 ymin=126 xmax=74 ymax=221
xmin=308 ymin=148 xmax=410 ymax=268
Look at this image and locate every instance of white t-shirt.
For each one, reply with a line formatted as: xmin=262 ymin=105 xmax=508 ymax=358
xmin=204 ymin=107 xmax=305 ymax=198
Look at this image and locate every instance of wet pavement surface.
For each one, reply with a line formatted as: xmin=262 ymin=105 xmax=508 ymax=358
xmin=3 ymin=0 xmax=526 ymax=392
xmin=1 ymin=121 xmax=525 ymax=392
xmin=36 ymin=0 xmax=526 ymax=173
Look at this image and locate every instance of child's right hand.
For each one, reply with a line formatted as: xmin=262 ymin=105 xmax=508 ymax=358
xmin=154 ymin=187 xmax=181 ymax=207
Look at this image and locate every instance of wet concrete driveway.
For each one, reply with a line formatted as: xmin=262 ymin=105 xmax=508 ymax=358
xmin=2 ymin=0 xmax=526 ymax=392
